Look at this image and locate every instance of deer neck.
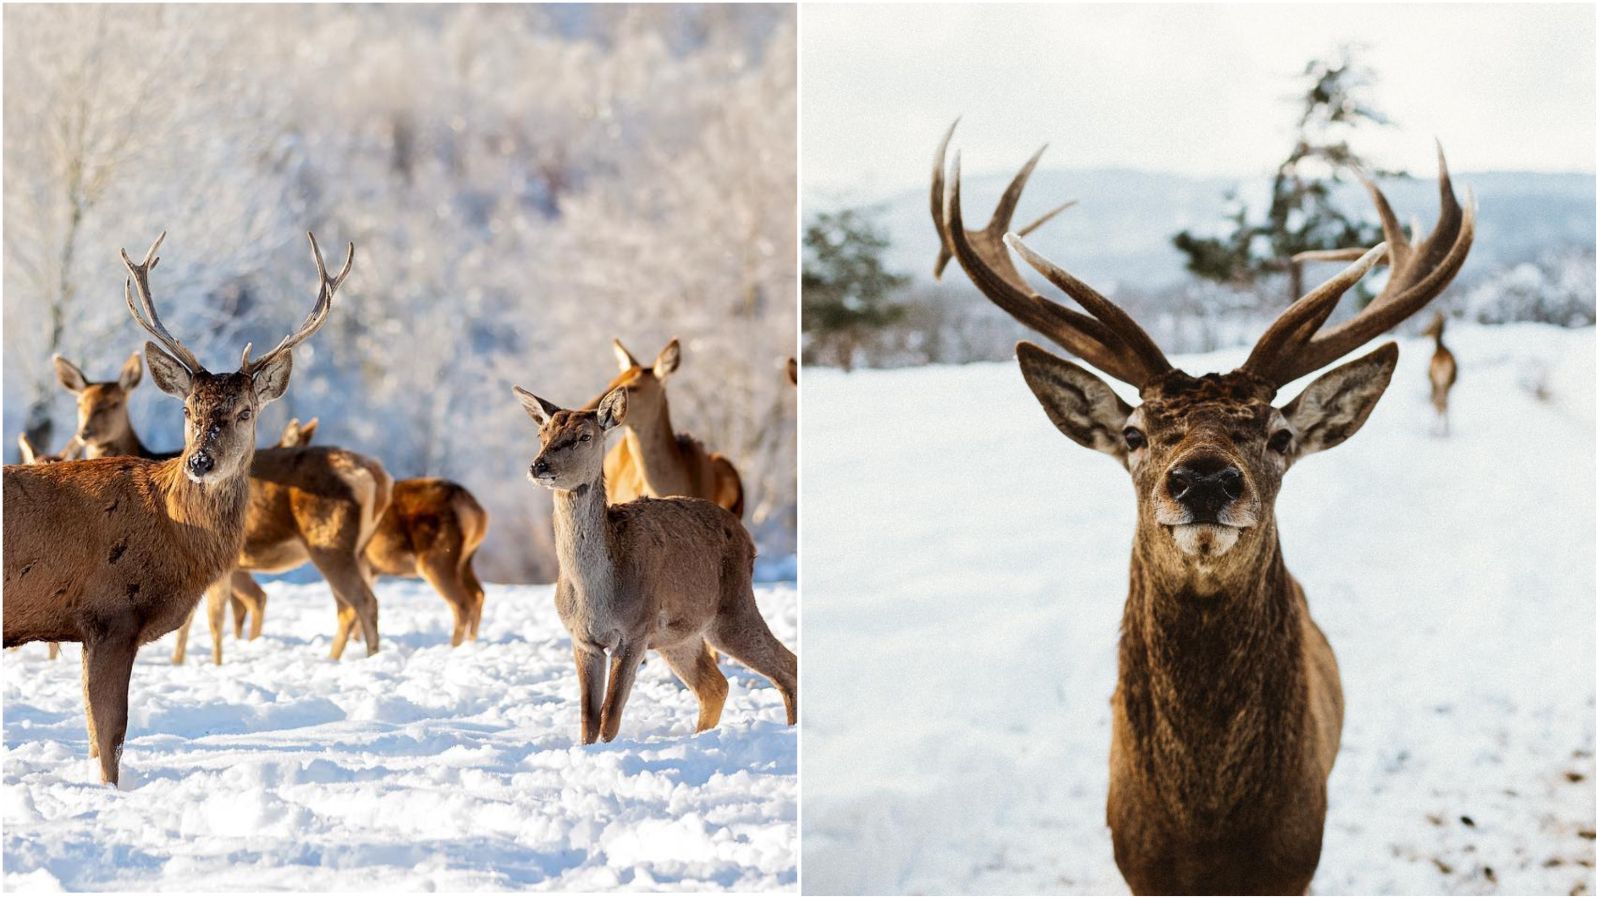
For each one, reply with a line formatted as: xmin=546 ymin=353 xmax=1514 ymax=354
xmin=1118 ymin=522 xmax=1310 ymax=825
xmin=621 ymin=399 xmax=687 ymax=492
xmin=87 ymin=426 xmax=150 ymax=460
xmin=551 ymin=473 xmax=617 ymax=597
xmin=152 ymin=454 xmax=252 ymax=563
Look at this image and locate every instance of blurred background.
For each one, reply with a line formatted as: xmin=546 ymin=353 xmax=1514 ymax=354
xmin=801 ymin=3 xmax=1593 ymax=369
xmin=3 ymin=3 xmax=797 ymax=583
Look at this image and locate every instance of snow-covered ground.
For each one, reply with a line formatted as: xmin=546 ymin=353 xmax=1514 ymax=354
xmin=4 ymin=576 xmax=797 ymax=891
xmin=801 ymin=323 xmax=1594 ymax=895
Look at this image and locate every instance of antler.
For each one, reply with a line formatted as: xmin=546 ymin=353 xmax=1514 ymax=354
xmin=1244 ymin=146 xmax=1476 ymax=386
xmin=122 ymin=232 xmax=205 ymax=374
xmin=241 ymin=232 xmax=353 ymax=375
xmin=932 ymin=120 xmax=1171 ymax=386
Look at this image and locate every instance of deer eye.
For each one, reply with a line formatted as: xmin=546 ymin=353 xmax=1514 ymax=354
xmin=1268 ymin=429 xmax=1293 ymax=454
xmin=237 ymin=409 xmax=252 ymax=422
xmin=1122 ymin=427 xmax=1146 ymax=451
xmin=579 ymin=434 xmax=591 ymax=442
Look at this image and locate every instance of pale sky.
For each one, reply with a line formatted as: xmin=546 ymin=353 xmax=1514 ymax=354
xmin=801 ymin=3 xmax=1596 ymax=200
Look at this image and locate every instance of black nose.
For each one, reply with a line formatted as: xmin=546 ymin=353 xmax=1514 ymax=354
xmin=1167 ymin=457 xmax=1243 ymax=521
xmin=532 ymin=458 xmax=549 ymax=475
xmin=187 ymin=451 xmax=215 ymax=476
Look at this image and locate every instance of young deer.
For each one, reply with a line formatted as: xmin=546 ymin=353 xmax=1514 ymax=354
xmin=172 ymin=420 xmax=393 ymax=665
xmin=275 ymin=417 xmax=489 ymax=645
xmin=600 ymin=338 xmax=745 ymax=516
xmin=1422 ymin=311 xmax=1458 ymax=435
xmin=2 ymin=232 xmax=348 ymax=784
xmin=933 ymin=124 xmax=1474 ymax=893
xmin=512 ymin=385 xmax=796 ymax=743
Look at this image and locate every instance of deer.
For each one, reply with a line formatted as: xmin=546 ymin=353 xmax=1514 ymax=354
xmin=272 ymin=417 xmax=489 ymax=645
xmin=932 ymin=122 xmax=1474 ymax=894
xmin=512 ymin=384 xmax=797 ymax=744
xmin=599 ymin=338 xmax=745 ymax=517
xmin=12 ymin=435 xmax=84 ymax=661
xmin=48 ymin=348 xmax=316 ymax=659
xmin=2 ymin=231 xmax=348 ymax=785
xmin=171 ymin=417 xmax=393 ymax=666
xmin=1421 ymin=311 xmax=1457 ymax=435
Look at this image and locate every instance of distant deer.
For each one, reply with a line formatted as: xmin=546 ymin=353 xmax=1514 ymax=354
xmin=3 ymin=232 xmax=348 ymax=784
xmin=934 ymin=123 xmax=1473 ymax=893
xmin=599 ymin=338 xmax=744 ymax=516
xmin=1422 ymin=311 xmax=1457 ymax=435
xmin=53 ymin=351 xmax=158 ymax=459
xmin=513 ymin=384 xmax=796 ymax=743
xmin=13 ymin=434 xmax=84 ymax=661
xmin=275 ymin=417 xmax=489 ymax=645
xmin=172 ymin=419 xmax=393 ymax=665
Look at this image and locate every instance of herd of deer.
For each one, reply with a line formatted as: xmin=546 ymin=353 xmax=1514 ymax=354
xmin=933 ymin=122 xmax=1474 ymax=893
xmin=2 ymin=233 xmax=797 ymax=787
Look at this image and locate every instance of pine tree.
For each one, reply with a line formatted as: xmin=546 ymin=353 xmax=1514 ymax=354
xmin=802 ymin=207 xmax=909 ymax=370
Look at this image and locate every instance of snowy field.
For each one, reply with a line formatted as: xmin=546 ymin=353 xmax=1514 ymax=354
xmin=4 ymin=576 xmax=797 ymax=891
xmin=801 ymin=323 xmax=1595 ymax=895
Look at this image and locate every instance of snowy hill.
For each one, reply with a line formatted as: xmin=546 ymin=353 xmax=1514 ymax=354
xmin=4 ymin=578 xmax=797 ymax=890
xmin=856 ymin=168 xmax=1595 ymax=290
xmin=800 ymin=324 xmax=1594 ymax=894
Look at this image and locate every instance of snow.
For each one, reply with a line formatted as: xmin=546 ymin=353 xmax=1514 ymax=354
xmin=800 ymin=323 xmax=1594 ymax=894
xmin=3 ymin=577 xmax=797 ymax=891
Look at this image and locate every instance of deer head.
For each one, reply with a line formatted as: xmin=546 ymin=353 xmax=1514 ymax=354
xmin=514 ymin=386 xmax=627 ymax=491
xmin=601 ymin=338 xmax=680 ymax=420
xmin=122 ymin=232 xmax=351 ymax=486
xmin=277 ymin=417 xmax=319 ymax=448
xmin=54 ymin=351 xmax=143 ymax=446
xmin=933 ymin=123 xmax=1474 ymax=578
xmin=1421 ymin=310 xmax=1448 ymax=340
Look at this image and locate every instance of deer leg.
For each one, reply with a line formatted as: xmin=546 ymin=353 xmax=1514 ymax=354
xmin=657 ymin=639 xmax=728 ymax=733
xmin=171 ymin=606 xmax=194 ymax=665
xmin=48 ymin=642 xmax=60 ymax=661
xmin=84 ymin=634 xmax=138 ymax=785
xmin=310 ymin=551 xmax=381 ymax=660
xmin=574 ymin=643 xmax=606 ymax=744
xmin=232 ymin=571 xmax=268 ymax=641
xmin=204 ymin=578 xmax=231 ymax=665
xmin=81 ymin=649 xmax=99 ymax=759
xmin=599 ymin=641 xmax=646 ymax=743
xmin=462 ymin=555 xmax=486 ymax=641
xmin=418 ymin=552 xmax=473 ymax=647
xmin=708 ymin=600 xmax=798 ymax=726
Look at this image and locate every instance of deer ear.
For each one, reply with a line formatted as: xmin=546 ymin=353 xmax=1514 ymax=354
xmin=514 ymin=386 xmax=560 ymax=427
xmin=1282 ymin=342 xmax=1398 ymax=458
xmin=53 ymin=355 xmax=88 ymax=394
xmin=144 ymin=343 xmax=192 ymax=397
xmin=1016 ymin=341 xmax=1133 ymax=461
xmin=597 ymin=386 xmax=628 ymax=430
xmin=17 ymin=434 xmax=38 ymax=465
xmin=653 ymin=339 xmax=681 ymax=379
xmin=299 ymin=417 xmax=319 ymax=443
xmin=118 ymin=351 xmax=143 ymax=390
xmin=250 ymin=351 xmax=293 ymax=405
xmin=612 ymin=339 xmax=640 ymax=372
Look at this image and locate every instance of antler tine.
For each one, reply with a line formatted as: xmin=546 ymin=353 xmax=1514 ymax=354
xmin=1242 ymin=243 xmax=1389 ymax=383
xmin=121 ymin=232 xmax=204 ymax=374
xmin=242 ymin=232 xmax=353 ymax=374
xmin=932 ymin=122 xmax=1168 ymax=386
xmin=1004 ymin=231 xmax=1172 ymax=380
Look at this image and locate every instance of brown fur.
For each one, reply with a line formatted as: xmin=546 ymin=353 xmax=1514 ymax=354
xmin=515 ymin=385 xmax=795 ymax=743
xmin=598 ymin=338 xmax=745 ymax=517
xmin=172 ymin=442 xmax=393 ymax=663
xmin=268 ymin=419 xmax=491 ymax=645
xmin=1423 ymin=313 xmax=1458 ymax=433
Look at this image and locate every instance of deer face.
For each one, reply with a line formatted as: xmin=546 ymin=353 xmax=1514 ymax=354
xmin=515 ymin=386 xmax=626 ymax=491
xmin=145 ymin=346 xmax=291 ymax=485
xmin=54 ymin=353 xmax=142 ymax=446
xmin=1017 ymin=342 xmax=1399 ymax=564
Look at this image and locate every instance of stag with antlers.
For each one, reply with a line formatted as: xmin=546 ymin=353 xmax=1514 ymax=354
xmin=932 ymin=122 xmax=1473 ymax=893
xmin=2 ymin=232 xmax=349 ymax=785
